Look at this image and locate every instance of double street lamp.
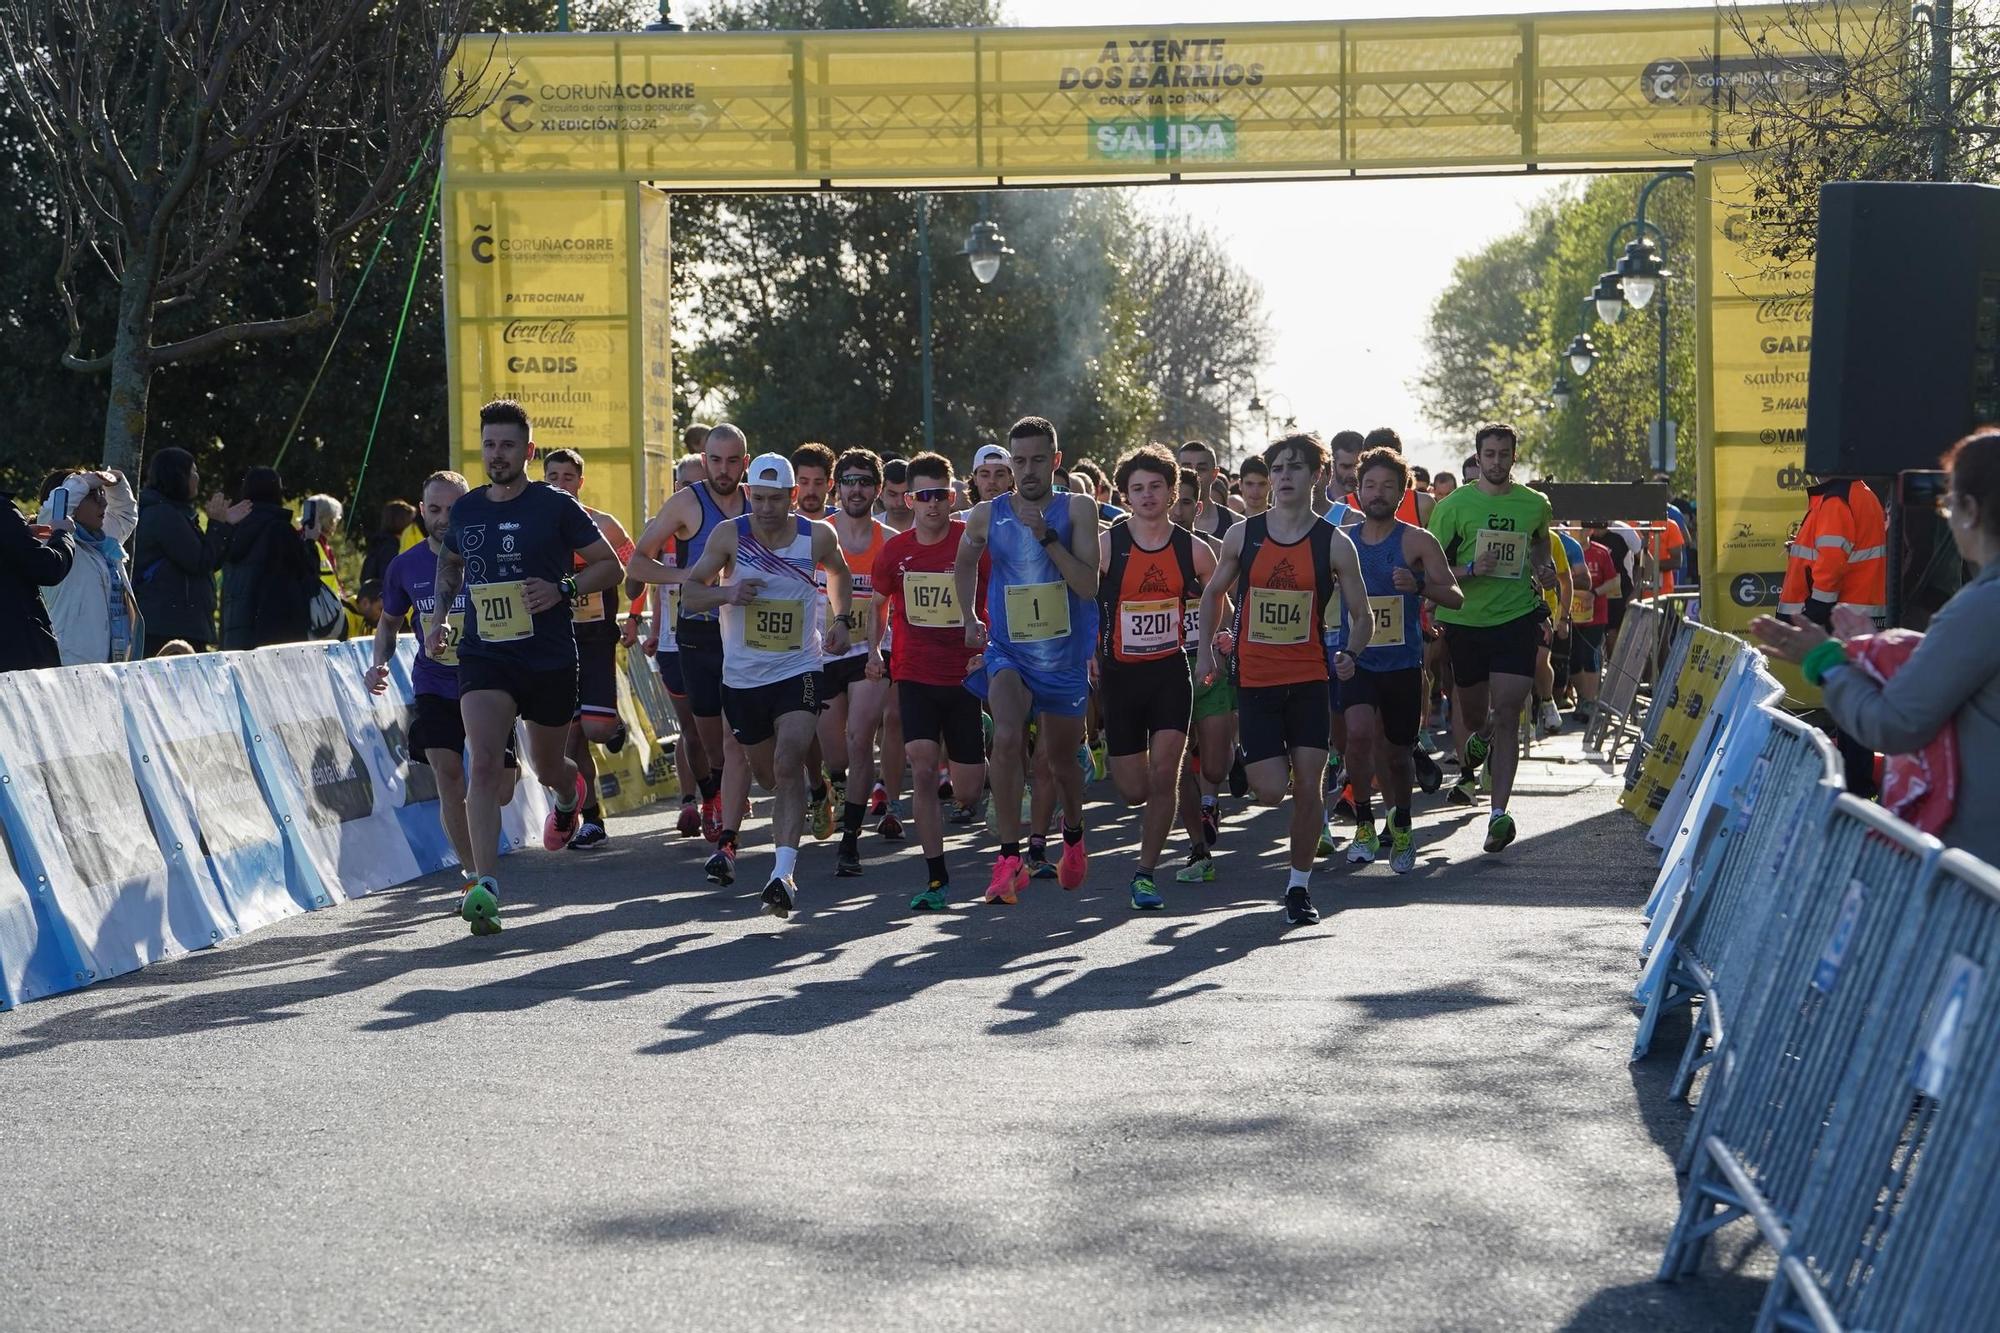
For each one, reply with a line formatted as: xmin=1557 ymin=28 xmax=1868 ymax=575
xmin=917 ymin=195 xmax=1015 ymax=451
xmin=1551 ymin=169 xmax=1693 ymax=473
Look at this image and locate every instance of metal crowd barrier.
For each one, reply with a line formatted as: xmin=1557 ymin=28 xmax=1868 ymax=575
xmin=1585 ymin=601 xmax=1663 ymax=759
xmin=1628 ymin=611 xmax=2000 ymax=1326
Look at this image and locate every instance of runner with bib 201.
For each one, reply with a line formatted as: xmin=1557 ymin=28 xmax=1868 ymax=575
xmin=956 ymin=415 xmax=1102 ymax=906
xmin=1426 ymin=421 xmax=1558 ymax=854
xmin=424 ymin=399 xmax=626 ymax=936
xmin=1196 ymin=431 xmax=1372 ymax=928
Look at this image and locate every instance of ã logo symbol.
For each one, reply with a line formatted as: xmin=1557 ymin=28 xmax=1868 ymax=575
xmin=499 ymin=93 xmax=535 ymax=133
xmin=471 ymin=223 xmax=495 ymax=265
xmin=1643 ymin=58 xmax=1691 ymax=105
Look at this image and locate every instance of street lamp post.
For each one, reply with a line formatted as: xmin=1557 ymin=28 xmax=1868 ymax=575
xmin=917 ymin=195 xmax=1014 ymax=452
xmin=1575 ymin=169 xmax=1693 ymax=471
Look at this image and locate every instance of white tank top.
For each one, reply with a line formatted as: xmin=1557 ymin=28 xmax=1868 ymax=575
xmin=720 ymin=514 xmax=823 ymax=687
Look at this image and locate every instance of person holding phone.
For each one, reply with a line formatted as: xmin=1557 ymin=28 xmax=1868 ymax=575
xmin=2 ymin=481 xmax=76 ymax=673
xmin=37 ymin=467 xmax=140 ymax=665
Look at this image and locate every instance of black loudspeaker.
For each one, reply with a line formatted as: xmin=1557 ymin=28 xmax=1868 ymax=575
xmin=1806 ymin=181 xmax=2000 ymax=476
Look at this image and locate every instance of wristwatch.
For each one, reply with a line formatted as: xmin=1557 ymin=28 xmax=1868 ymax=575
xmin=1038 ymin=530 xmax=1060 ymax=547
xmin=559 ymin=575 xmax=579 ymax=604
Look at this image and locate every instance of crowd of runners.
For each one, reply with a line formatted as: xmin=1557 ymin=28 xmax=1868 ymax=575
xmin=376 ymin=399 xmax=1663 ymax=936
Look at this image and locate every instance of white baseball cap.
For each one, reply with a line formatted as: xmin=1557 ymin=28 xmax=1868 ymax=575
xmin=745 ymin=453 xmax=796 ymax=490
xmin=972 ymin=444 xmax=1011 ymax=469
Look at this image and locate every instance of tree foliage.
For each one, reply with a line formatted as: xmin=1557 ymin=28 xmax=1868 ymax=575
xmin=1128 ymin=210 xmax=1270 ymax=449
xmin=1414 ymin=199 xmax=1559 ymax=440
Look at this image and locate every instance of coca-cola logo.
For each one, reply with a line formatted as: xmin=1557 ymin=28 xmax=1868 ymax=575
xmin=503 ymin=319 xmax=577 ymax=345
xmin=1755 ymin=295 xmax=1812 ymax=324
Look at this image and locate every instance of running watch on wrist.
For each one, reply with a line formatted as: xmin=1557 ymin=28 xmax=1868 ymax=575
xmin=560 ymin=575 xmax=578 ymax=604
xmin=1038 ymin=530 xmax=1059 ymax=547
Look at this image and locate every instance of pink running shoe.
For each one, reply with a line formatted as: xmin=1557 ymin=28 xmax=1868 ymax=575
xmin=676 ymin=799 xmax=702 ymax=838
xmin=983 ymin=854 xmax=1027 ymax=906
xmin=543 ymin=772 xmax=586 ymax=851
xmin=1057 ymin=833 xmax=1088 ymax=890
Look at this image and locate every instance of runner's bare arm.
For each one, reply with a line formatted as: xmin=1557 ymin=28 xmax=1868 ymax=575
xmin=1195 ymin=522 xmax=1245 ymax=678
xmin=815 ymin=522 xmax=853 ymax=654
xmin=1408 ymin=528 xmax=1463 ymax=610
xmin=1329 ymin=525 xmax=1373 ymax=658
xmin=955 ymin=501 xmax=990 ymax=645
xmin=1048 ymin=493 xmax=1100 ymax=599
xmin=678 ymin=523 xmax=740 ymax=615
xmin=625 ymin=491 xmax=694 ymax=599
xmin=427 ymin=545 xmax=465 ymax=643
xmin=1097 ymin=526 xmax=1112 ymax=574
xmin=571 ymin=538 xmax=624 ymax=596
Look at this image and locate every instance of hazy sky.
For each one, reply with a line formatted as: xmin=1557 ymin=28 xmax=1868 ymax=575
xmin=997 ymin=0 xmax=1712 ymax=474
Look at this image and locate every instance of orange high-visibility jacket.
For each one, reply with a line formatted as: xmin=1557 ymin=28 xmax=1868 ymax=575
xmin=1779 ymin=478 xmax=1886 ymax=620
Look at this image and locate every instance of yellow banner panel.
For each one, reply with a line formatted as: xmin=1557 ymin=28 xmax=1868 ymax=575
xmin=1621 ymin=625 xmax=1742 ymax=824
xmin=444 ymin=7 xmax=1879 ymax=187
xmin=636 ymin=186 xmax=674 ymax=523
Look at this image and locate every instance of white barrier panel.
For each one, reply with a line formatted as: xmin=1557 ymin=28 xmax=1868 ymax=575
xmin=0 ymin=664 xmax=236 ymax=992
xmin=323 ymin=639 xmax=457 ymax=874
xmin=124 ymin=652 xmax=299 ymax=935
xmin=386 ymin=634 xmax=548 ymax=857
xmin=0 ymin=819 xmax=66 ymax=1009
xmin=232 ymin=643 xmax=421 ymax=903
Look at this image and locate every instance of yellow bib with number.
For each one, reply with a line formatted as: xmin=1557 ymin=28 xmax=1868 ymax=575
xmin=1119 ymin=598 xmax=1181 ymax=656
xmin=1005 ymin=582 xmax=1070 ymax=643
xmin=1475 ymin=528 xmax=1528 ymax=579
xmin=743 ymin=597 xmax=806 ymax=653
xmin=902 ymin=572 xmax=960 ymax=628
xmin=474 ymin=581 xmax=533 ymax=643
xmin=433 ymin=611 xmax=465 ymax=667
xmin=573 ymin=586 xmax=606 ymax=624
xmin=1570 ymin=585 xmax=1594 ymax=621
xmin=663 ymin=585 xmax=681 ymax=626
xmin=1367 ymin=595 xmax=1407 ymax=649
xmin=1247 ymin=588 xmax=1313 ymax=646
xmin=847 ymin=599 xmax=874 ymax=642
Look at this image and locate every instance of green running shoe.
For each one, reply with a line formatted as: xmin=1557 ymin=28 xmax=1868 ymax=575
xmin=1345 ymin=823 xmax=1379 ymax=866
xmin=1464 ymin=732 xmax=1490 ymax=772
xmin=1389 ymin=823 xmax=1416 ymax=874
xmin=1317 ymin=822 xmax=1341 ymax=858
xmin=1175 ymin=854 xmax=1216 ymax=883
xmin=910 ymin=882 xmax=949 ymax=912
xmin=810 ymin=785 xmax=834 ymax=841
xmin=460 ymin=877 xmax=502 ymax=935
xmin=1483 ymin=811 xmax=1517 ymax=854
xmin=1447 ymin=775 xmax=1478 ymax=807
xmin=1130 ymin=874 xmax=1164 ymax=910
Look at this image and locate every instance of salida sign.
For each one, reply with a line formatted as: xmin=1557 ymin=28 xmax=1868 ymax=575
xmin=1064 ymin=37 xmax=1259 ymax=162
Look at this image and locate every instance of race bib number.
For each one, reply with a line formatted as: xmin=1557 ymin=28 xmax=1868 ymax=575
xmin=1005 ymin=582 xmax=1071 ymax=643
xmin=433 ymin=612 xmax=465 ymax=667
xmin=1247 ymin=587 xmax=1312 ymax=646
xmin=1570 ymin=585 xmax=1594 ymax=621
xmin=573 ymin=588 xmax=607 ymax=624
xmin=902 ymin=572 xmax=961 ymax=628
xmin=1181 ymin=602 xmax=1201 ymax=646
xmin=474 ymin=581 xmax=533 ymax=643
xmin=848 ymin=599 xmax=875 ymax=642
xmin=1119 ymin=598 xmax=1180 ymax=655
xmin=1476 ymin=528 xmax=1528 ymax=579
xmin=663 ymin=585 xmax=681 ymax=627
xmin=743 ymin=598 xmax=806 ymax=653
xmin=1367 ymin=595 xmax=1406 ymax=649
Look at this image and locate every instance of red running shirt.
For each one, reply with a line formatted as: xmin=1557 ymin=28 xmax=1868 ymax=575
xmin=875 ymin=521 xmax=991 ymax=687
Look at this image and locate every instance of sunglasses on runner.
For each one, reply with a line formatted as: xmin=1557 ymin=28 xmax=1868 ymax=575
xmin=910 ymin=487 xmax=951 ymax=503
xmin=838 ymin=474 xmax=878 ymax=487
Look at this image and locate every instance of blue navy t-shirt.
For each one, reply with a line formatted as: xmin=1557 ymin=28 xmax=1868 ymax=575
xmin=444 ymin=481 xmax=603 ymax=670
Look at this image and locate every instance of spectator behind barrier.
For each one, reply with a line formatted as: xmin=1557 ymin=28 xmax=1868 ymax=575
xmin=1754 ymin=430 xmax=2000 ymax=866
xmin=359 ymin=497 xmax=419 ymax=592
xmin=0 ymin=482 xmax=76 ymax=672
xmin=37 ymin=467 xmax=140 ymax=664
xmin=132 ymin=447 xmax=229 ymax=655
xmin=218 ymin=467 xmax=319 ymax=650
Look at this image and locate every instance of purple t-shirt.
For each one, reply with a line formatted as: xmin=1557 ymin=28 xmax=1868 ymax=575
xmin=381 ymin=542 xmax=462 ymax=700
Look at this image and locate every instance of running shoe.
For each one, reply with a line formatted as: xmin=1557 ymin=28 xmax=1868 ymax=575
xmin=701 ymin=792 xmax=722 ymax=842
xmin=543 ymin=772 xmax=586 ymax=850
xmin=1175 ymin=853 xmax=1217 ymax=883
xmin=836 ymin=841 xmax=863 ymax=877
xmin=1331 ymin=784 xmax=1358 ymax=820
xmin=947 ymin=800 xmax=979 ymax=826
xmin=1283 ymin=885 xmax=1319 ymax=926
xmin=984 ymin=854 xmax=1027 ymax=905
xmin=605 ymin=723 xmax=629 ymax=754
xmin=1200 ymin=804 xmax=1220 ymax=846
xmin=1346 ymin=823 xmax=1379 ymax=866
xmin=1539 ymin=700 xmax=1564 ymax=735
xmin=1447 ymin=775 xmax=1478 ymax=806
xmin=1464 ymin=732 xmax=1490 ymax=774
xmin=1027 ymin=850 xmax=1058 ymax=880
xmin=1414 ymin=748 xmax=1444 ymax=794
xmin=829 ymin=777 xmax=847 ymax=811
xmin=1228 ymin=752 xmax=1248 ymax=798
xmin=1129 ymin=873 xmax=1163 ymax=911
xmin=1389 ymin=823 xmax=1416 ymax=874
xmin=877 ymin=806 xmax=905 ymax=841
xmin=568 ymin=821 xmax=608 ymax=850
xmin=1317 ymin=822 xmax=1341 ymax=858
xmin=1484 ymin=811 xmax=1517 ymax=854
xmin=910 ymin=882 xmax=949 ymax=912
xmin=761 ymin=876 xmax=796 ymax=918
xmin=810 ymin=786 xmax=834 ymax=841
xmin=869 ymin=782 xmax=888 ymax=817
xmin=460 ymin=876 xmax=502 ymax=935
xmin=1075 ymin=743 xmax=1094 ymax=783
xmin=937 ymin=773 xmax=953 ymax=800
xmin=1089 ymin=742 xmax=1108 ymax=783
xmin=1057 ymin=833 xmax=1088 ymax=890
xmin=677 ymin=799 xmax=702 ymax=838
xmin=704 ymin=844 xmax=736 ymax=886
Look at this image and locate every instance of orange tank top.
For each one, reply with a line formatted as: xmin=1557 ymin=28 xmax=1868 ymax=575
xmin=1342 ymin=490 xmax=1421 ymax=525
xmin=1236 ymin=521 xmax=1329 ymax=688
xmin=1110 ymin=537 xmax=1192 ymax=664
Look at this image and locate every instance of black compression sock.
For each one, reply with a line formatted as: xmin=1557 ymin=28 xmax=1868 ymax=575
xmin=1354 ymin=795 xmax=1373 ymax=823
xmin=926 ymin=855 xmax=948 ymax=884
xmin=843 ymin=801 xmax=866 ymax=836
xmin=1062 ymin=823 xmax=1083 ymax=845
xmin=1028 ymin=835 xmax=1047 ymax=859
xmin=698 ymin=772 xmax=720 ymax=801
xmin=719 ymin=828 xmax=738 ymax=852
xmin=1000 ymin=840 xmax=1021 ymax=859
xmin=1394 ymin=805 xmax=1412 ymax=832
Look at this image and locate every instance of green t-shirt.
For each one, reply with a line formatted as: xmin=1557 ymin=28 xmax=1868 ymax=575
xmin=1428 ymin=483 xmax=1553 ymax=627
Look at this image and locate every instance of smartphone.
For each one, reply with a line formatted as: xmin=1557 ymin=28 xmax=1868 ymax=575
xmin=47 ymin=487 xmax=71 ymax=526
xmin=301 ymin=498 xmax=319 ymax=529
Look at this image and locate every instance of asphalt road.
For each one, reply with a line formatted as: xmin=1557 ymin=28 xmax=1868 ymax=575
xmin=1 ymin=732 xmax=1768 ymax=1331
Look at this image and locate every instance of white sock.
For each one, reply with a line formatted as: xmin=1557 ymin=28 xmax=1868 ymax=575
xmin=773 ymin=846 xmax=798 ymax=881
xmin=1490 ymin=807 xmax=1507 ymax=821
xmin=1287 ymin=867 xmax=1311 ymax=890
xmin=553 ymin=780 xmax=578 ymax=813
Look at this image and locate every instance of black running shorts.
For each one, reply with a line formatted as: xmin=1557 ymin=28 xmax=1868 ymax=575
xmin=721 ymin=671 xmax=823 ymax=747
xmin=457 ymin=655 xmax=578 ymax=729
xmin=897 ymin=680 xmax=984 ymax=766
xmin=1101 ymin=654 xmax=1193 ymax=757
xmin=1341 ymin=666 xmax=1423 ymax=748
xmin=1237 ymin=680 xmax=1330 ymax=765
